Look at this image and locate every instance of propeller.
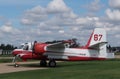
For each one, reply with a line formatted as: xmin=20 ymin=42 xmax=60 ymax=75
xmin=32 ymin=41 xmax=37 ymax=58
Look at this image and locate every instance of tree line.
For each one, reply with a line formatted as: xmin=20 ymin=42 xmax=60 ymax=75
xmin=0 ymin=44 xmax=17 ymax=50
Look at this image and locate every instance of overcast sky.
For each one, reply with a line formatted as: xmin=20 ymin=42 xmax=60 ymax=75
xmin=0 ymin=0 xmax=120 ymax=46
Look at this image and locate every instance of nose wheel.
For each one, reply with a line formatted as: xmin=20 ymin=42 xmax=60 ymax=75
xmin=13 ymin=55 xmax=20 ymax=67
xmin=14 ymin=63 xmax=19 ymax=67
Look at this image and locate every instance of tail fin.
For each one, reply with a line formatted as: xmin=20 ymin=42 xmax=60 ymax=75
xmin=85 ymin=28 xmax=107 ymax=48
xmin=85 ymin=28 xmax=114 ymax=59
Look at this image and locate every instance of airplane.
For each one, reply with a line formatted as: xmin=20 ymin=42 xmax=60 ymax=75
xmin=12 ymin=28 xmax=114 ymax=67
xmin=12 ymin=40 xmax=74 ymax=66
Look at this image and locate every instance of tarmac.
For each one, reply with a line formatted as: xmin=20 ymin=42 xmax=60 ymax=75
xmin=0 ymin=61 xmax=47 ymax=74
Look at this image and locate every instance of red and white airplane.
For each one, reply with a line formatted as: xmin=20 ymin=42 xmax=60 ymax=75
xmin=12 ymin=28 xmax=114 ymax=67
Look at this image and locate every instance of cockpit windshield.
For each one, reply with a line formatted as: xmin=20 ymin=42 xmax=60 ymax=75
xmin=23 ymin=45 xmax=29 ymax=50
xmin=18 ymin=42 xmax=32 ymax=50
xmin=18 ymin=44 xmax=29 ymax=50
xmin=19 ymin=45 xmax=24 ymax=49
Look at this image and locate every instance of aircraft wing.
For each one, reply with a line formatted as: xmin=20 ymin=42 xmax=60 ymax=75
xmin=46 ymin=42 xmax=69 ymax=52
xmin=47 ymin=42 xmax=65 ymax=48
xmin=88 ymin=42 xmax=107 ymax=50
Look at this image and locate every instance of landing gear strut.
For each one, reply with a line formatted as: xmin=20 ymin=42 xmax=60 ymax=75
xmin=13 ymin=55 xmax=20 ymax=67
xmin=48 ymin=59 xmax=56 ymax=67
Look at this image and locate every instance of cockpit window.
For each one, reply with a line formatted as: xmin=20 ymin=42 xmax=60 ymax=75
xmin=19 ymin=45 xmax=24 ymax=49
xmin=23 ymin=45 xmax=29 ymax=50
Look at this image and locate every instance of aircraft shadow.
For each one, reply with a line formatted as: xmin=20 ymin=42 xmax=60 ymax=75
xmin=8 ymin=61 xmax=102 ymax=68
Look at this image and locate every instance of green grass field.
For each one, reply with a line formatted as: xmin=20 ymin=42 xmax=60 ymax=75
xmin=0 ymin=59 xmax=12 ymax=63
xmin=1 ymin=59 xmax=120 ymax=79
xmin=0 ymin=55 xmax=13 ymax=57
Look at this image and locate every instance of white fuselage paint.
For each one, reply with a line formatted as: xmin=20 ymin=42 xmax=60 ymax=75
xmin=46 ymin=48 xmax=104 ymax=60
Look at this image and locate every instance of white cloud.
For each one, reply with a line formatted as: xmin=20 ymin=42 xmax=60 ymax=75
xmin=59 ymin=30 xmax=64 ymax=34
xmin=109 ymin=0 xmax=120 ymax=9
xmin=0 ymin=21 xmax=22 ymax=45
xmin=21 ymin=6 xmax=47 ymax=25
xmin=84 ymin=0 xmax=103 ymax=16
xmin=76 ymin=18 xmax=88 ymax=24
xmin=1 ymin=25 xmax=12 ymax=33
xmin=28 ymin=5 xmax=46 ymax=14
xmin=106 ymin=9 xmax=120 ymax=21
xmin=21 ymin=0 xmax=76 ymax=26
xmin=88 ymin=0 xmax=102 ymax=11
xmin=72 ymin=27 xmax=79 ymax=31
xmin=47 ymin=0 xmax=70 ymax=13
xmin=0 ymin=22 xmax=20 ymax=34
xmin=115 ymin=34 xmax=120 ymax=38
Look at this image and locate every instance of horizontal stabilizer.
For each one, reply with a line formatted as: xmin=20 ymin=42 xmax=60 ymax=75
xmin=88 ymin=42 xmax=108 ymax=50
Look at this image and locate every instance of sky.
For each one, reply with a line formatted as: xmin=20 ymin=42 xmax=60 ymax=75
xmin=0 ymin=0 xmax=120 ymax=46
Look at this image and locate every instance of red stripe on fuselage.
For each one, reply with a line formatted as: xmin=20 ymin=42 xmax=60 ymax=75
xmin=12 ymin=50 xmax=32 ymax=56
xmin=68 ymin=56 xmax=106 ymax=61
xmin=20 ymin=53 xmax=47 ymax=60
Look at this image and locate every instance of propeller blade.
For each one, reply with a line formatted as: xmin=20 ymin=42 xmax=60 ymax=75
xmin=32 ymin=41 xmax=37 ymax=58
xmin=32 ymin=41 xmax=37 ymax=52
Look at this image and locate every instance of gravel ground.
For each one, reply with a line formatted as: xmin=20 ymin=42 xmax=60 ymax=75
xmin=0 ymin=61 xmax=47 ymax=74
xmin=115 ymin=55 xmax=120 ymax=58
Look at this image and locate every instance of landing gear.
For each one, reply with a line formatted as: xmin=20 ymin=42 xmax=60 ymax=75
xmin=14 ymin=62 xmax=19 ymax=67
xmin=48 ymin=59 xmax=56 ymax=67
xmin=40 ymin=60 xmax=47 ymax=67
xmin=13 ymin=55 xmax=20 ymax=67
xmin=40 ymin=59 xmax=56 ymax=67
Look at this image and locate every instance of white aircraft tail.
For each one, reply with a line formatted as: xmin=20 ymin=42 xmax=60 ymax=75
xmin=85 ymin=28 xmax=107 ymax=48
xmin=85 ymin=28 xmax=114 ymax=59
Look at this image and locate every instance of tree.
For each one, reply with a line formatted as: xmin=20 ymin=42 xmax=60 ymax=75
xmin=0 ymin=44 xmax=17 ymax=50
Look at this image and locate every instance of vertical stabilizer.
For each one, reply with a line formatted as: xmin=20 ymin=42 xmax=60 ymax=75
xmin=85 ymin=28 xmax=107 ymax=48
xmin=85 ymin=28 xmax=114 ymax=59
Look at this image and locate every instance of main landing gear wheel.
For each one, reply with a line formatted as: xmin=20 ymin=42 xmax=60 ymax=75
xmin=48 ymin=59 xmax=56 ymax=67
xmin=40 ymin=60 xmax=47 ymax=67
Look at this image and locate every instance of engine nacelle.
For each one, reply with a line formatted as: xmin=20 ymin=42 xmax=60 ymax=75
xmin=34 ymin=43 xmax=48 ymax=55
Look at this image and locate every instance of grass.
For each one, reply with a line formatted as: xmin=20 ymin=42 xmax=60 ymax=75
xmin=0 ymin=59 xmax=12 ymax=63
xmin=0 ymin=55 xmax=13 ymax=57
xmin=1 ymin=59 xmax=120 ymax=79
xmin=115 ymin=52 xmax=120 ymax=55
xmin=0 ymin=55 xmax=13 ymax=63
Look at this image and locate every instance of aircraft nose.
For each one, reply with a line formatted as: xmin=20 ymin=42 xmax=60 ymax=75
xmin=12 ymin=50 xmax=22 ymax=56
xmin=12 ymin=51 xmax=16 ymax=56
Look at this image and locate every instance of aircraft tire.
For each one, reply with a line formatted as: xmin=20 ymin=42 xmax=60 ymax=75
xmin=14 ymin=64 xmax=19 ymax=67
xmin=40 ymin=60 xmax=47 ymax=67
xmin=48 ymin=59 xmax=56 ymax=67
